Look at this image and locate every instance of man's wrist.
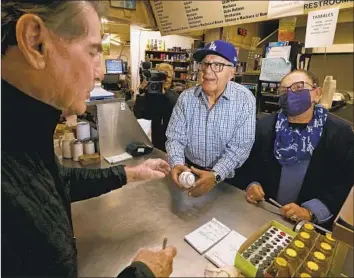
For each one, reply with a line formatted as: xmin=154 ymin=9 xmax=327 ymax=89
xmin=212 ymin=171 xmax=222 ymax=184
xmin=303 ymin=207 xmax=316 ymax=222
xmin=125 ymin=166 xmax=138 ymax=183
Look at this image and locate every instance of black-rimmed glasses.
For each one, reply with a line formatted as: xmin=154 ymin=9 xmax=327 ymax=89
xmin=279 ymin=81 xmax=317 ymax=94
xmin=198 ymin=62 xmax=234 ymax=73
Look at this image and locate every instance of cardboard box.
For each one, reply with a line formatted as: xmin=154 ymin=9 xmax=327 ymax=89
xmin=234 ymin=221 xmax=296 ymax=277
xmin=333 ymin=186 xmax=354 ymax=247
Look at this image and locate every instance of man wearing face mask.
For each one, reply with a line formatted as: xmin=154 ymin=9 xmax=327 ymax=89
xmin=237 ymin=70 xmax=354 ymax=228
xmin=166 ymin=40 xmax=256 ymax=198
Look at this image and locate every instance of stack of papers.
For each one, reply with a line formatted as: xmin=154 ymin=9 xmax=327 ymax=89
xmin=205 ymin=230 xmax=246 ymax=268
xmin=184 ymin=218 xmax=231 ymax=254
xmin=184 ymin=218 xmax=246 ymax=268
xmin=88 ymin=86 xmax=114 ymax=101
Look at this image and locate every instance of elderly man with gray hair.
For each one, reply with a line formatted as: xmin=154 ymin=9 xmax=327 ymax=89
xmin=1 ymin=1 xmax=176 ymax=277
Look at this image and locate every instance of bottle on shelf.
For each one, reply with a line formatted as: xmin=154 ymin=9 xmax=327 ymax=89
xmin=310 ymin=251 xmax=328 ymax=276
xmin=268 ymin=257 xmax=290 ymax=277
xmin=323 ymin=233 xmax=336 ymax=249
xmin=162 ymin=40 xmax=166 ymax=51
xmin=300 ymin=222 xmax=316 ymax=239
xmin=146 ymin=39 xmax=150 ymax=50
xmin=295 ymin=232 xmax=312 ymax=250
xmin=315 ymin=242 xmax=333 ymax=258
xmin=154 ymin=39 xmax=158 ymax=51
xmin=301 ymin=261 xmax=320 ymax=277
xmin=290 ymin=240 xmax=306 ymax=260
xmin=283 ymin=248 xmax=300 ymax=275
xmin=299 ymin=272 xmax=312 ymax=278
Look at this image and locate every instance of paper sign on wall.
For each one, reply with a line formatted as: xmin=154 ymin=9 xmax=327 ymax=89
xmin=305 ymin=7 xmax=339 ymax=48
xmin=267 ymin=1 xmax=304 ymax=19
xmin=260 ymin=57 xmax=292 ymax=82
xmin=266 ymin=46 xmax=291 ymax=61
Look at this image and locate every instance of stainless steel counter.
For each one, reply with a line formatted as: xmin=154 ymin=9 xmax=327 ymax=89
xmin=70 ymin=150 xmax=292 ymax=277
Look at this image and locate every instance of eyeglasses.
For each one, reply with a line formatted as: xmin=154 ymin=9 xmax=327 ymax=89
xmin=279 ymin=81 xmax=317 ymax=94
xmin=198 ymin=62 xmax=234 ymax=73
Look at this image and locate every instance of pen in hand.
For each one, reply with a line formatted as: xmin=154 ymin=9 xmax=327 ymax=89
xmin=269 ymin=198 xmax=283 ymax=209
xmin=162 ymin=237 xmax=167 ymax=250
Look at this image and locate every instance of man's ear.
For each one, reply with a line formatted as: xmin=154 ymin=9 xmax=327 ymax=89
xmin=16 ymin=14 xmax=48 ymax=70
xmin=229 ymin=67 xmax=235 ymax=81
xmin=315 ymin=87 xmax=323 ymax=103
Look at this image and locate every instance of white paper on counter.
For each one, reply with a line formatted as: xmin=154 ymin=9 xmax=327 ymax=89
xmin=89 ymin=85 xmax=114 ymax=98
xmin=305 ymin=7 xmax=339 ymax=48
xmin=205 ymin=230 xmax=247 ymax=268
xmin=184 ymin=218 xmax=231 ymax=254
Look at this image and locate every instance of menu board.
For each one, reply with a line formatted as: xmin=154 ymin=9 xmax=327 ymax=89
xmin=151 ymin=0 xmax=268 ymax=35
xmin=151 ymin=0 xmax=353 ymax=36
xmin=303 ymin=0 xmax=353 ymax=13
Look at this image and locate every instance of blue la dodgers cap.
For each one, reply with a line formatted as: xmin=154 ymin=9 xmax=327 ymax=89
xmin=193 ymin=40 xmax=238 ymax=66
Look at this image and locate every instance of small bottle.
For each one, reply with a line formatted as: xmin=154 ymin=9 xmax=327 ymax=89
xmin=324 ymin=232 xmax=336 ymax=248
xmin=146 ymin=39 xmax=150 ymax=50
xmin=310 ymin=251 xmax=328 ymax=276
xmin=301 ymin=222 xmax=316 ymax=238
xmin=316 ymin=242 xmax=333 ymax=258
xmin=268 ymin=257 xmax=290 ymax=277
xmin=283 ymin=248 xmax=300 ymax=275
xmin=296 ymin=232 xmax=312 ymax=249
xmin=290 ymin=240 xmax=306 ymax=260
xmin=299 ymin=272 xmax=312 ymax=278
xmin=302 ymin=261 xmax=320 ymax=277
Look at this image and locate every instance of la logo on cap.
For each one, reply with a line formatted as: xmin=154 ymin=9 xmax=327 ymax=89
xmin=209 ymin=41 xmax=217 ymax=51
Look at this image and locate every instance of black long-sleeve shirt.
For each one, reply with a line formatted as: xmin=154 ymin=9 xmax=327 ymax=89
xmin=134 ymin=89 xmax=179 ymax=152
xmin=232 ymin=113 xmax=354 ymax=229
xmin=1 ymin=79 xmax=154 ymax=277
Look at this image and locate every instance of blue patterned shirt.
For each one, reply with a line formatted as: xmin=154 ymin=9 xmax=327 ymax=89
xmin=166 ymin=81 xmax=256 ymax=181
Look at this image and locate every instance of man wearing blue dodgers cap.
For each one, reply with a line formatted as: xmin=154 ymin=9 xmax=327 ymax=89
xmin=166 ymin=40 xmax=256 ymax=197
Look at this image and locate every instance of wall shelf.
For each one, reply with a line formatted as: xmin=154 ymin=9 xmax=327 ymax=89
xmin=146 ymin=50 xmax=188 ymax=54
xmin=311 ymin=44 xmax=354 ymax=54
xmin=148 ymin=58 xmax=190 ymax=63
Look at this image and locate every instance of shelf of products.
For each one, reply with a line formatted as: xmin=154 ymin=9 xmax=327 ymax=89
xmin=146 ymin=50 xmax=188 ymax=55
xmin=148 ymin=59 xmax=190 ymax=63
xmin=145 ymin=43 xmax=195 ymax=90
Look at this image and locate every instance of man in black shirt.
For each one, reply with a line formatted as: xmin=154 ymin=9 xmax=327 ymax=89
xmin=134 ymin=63 xmax=179 ymax=152
xmin=1 ymin=1 xmax=176 ymax=277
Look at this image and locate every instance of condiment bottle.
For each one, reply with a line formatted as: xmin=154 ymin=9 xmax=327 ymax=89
xmin=283 ymin=248 xmax=299 ymax=275
xmin=268 ymin=257 xmax=290 ymax=277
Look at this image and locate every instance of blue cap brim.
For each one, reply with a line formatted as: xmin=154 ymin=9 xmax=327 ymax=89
xmin=193 ymin=49 xmax=234 ymax=65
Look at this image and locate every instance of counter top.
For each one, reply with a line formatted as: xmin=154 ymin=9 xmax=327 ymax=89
xmin=69 ymin=150 xmax=292 ymax=277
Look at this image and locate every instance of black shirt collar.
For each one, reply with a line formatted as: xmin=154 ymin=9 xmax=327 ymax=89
xmin=1 ymin=79 xmax=61 ymax=159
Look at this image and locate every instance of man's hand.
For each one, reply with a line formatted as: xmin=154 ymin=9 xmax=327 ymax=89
xmin=171 ymin=164 xmax=191 ymax=189
xmin=280 ymin=203 xmax=311 ymax=222
xmin=188 ymin=167 xmax=216 ymax=198
xmin=126 ymin=159 xmax=171 ymax=182
xmin=245 ymin=183 xmax=265 ymax=204
xmin=133 ymin=246 xmax=177 ymax=277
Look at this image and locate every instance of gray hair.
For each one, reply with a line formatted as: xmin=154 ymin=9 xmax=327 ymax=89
xmin=1 ymin=1 xmax=105 ymax=55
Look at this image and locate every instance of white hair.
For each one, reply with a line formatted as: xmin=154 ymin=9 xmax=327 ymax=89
xmin=1 ymin=1 xmax=105 ymax=55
